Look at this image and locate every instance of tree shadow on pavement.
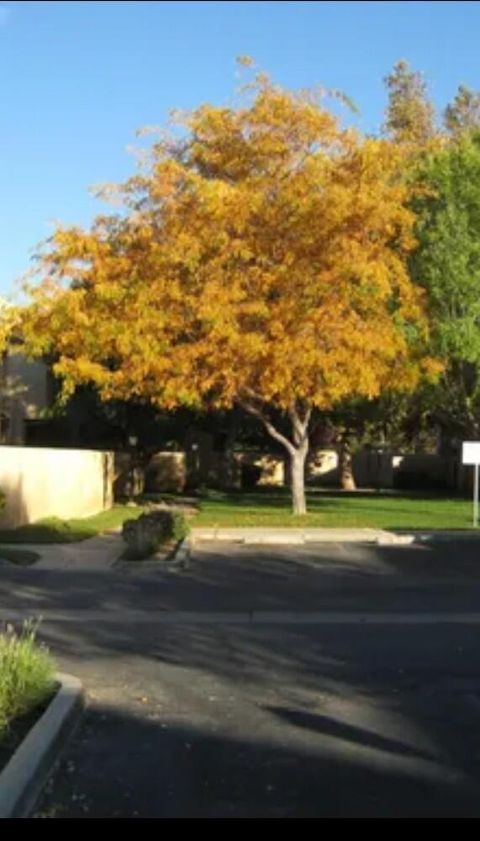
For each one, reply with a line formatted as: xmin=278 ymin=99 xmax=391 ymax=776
xmin=4 ymin=541 xmax=480 ymax=819
xmin=263 ymin=704 xmax=437 ymax=762
xmin=35 ymin=702 xmax=480 ymax=819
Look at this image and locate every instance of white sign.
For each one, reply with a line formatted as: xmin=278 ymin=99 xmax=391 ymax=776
xmin=462 ymin=441 xmax=480 ymax=465
xmin=462 ymin=441 xmax=480 ymax=527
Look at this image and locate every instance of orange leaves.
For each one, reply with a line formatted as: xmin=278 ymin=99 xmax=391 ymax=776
xmin=20 ymin=70 xmax=430 ymax=417
xmin=0 ymin=300 xmax=20 ymax=354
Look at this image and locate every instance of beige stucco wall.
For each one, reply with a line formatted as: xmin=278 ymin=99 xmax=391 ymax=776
xmin=0 ymin=446 xmax=114 ymax=528
xmin=307 ymin=448 xmax=339 ymax=484
xmin=234 ymin=452 xmax=285 ymax=486
xmin=307 ymin=447 xmax=396 ymax=488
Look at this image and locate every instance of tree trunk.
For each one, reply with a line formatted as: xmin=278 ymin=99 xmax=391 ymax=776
xmin=290 ymin=443 xmax=308 ymax=515
xmin=238 ymin=398 xmax=311 ymax=515
xmin=338 ymin=436 xmax=356 ymax=490
xmin=222 ymin=407 xmax=241 ymax=489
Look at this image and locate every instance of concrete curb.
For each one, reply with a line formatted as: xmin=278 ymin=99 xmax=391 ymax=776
xmin=169 ymin=536 xmax=192 ymax=568
xmin=0 ymin=672 xmax=84 ymax=819
xmin=191 ymin=527 xmax=480 ymax=546
xmin=114 ymin=536 xmax=192 ymax=571
xmin=404 ymin=531 xmax=480 ymax=544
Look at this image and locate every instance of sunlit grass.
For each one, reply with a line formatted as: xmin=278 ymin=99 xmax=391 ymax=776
xmin=192 ymin=490 xmax=474 ymax=530
xmin=0 ymin=504 xmax=147 ymax=544
xmin=0 ymin=621 xmax=55 ymax=740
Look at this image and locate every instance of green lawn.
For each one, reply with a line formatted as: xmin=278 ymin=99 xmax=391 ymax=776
xmin=191 ymin=490 xmax=475 ymax=530
xmin=0 ymin=504 xmax=146 ymax=544
xmin=0 ymin=493 xmax=475 ymax=544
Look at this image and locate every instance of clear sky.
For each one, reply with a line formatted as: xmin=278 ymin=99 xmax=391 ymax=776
xmin=1 ymin=0 xmax=479 ymax=296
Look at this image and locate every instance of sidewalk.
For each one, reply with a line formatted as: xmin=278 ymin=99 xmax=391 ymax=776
xmin=191 ymin=526 xmax=480 ymax=545
xmin=8 ymin=533 xmax=124 ymax=571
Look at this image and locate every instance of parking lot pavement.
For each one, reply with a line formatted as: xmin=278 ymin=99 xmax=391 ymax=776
xmin=2 ymin=541 xmax=480 ymax=818
xmin=34 ymin=618 xmax=480 ymax=818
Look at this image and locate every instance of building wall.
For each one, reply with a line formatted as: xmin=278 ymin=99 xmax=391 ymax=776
xmin=235 ymin=452 xmax=285 ymax=486
xmin=307 ymin=448 xmax=340 ymax=485
xmin=120 ymin=445 xmax=469 ymax=497
xmin=0 ymin=446 xmax=114 ymax=527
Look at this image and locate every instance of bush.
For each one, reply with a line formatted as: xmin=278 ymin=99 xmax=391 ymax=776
xmin=169 ymin=510 xmax=190 ymax=543
xmin=0 ymin=621 xmax=55 ymax=739
xmin=122 ymin=508 xmax=190 ymax=560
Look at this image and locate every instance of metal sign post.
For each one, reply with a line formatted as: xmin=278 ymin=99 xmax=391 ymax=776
xmin=462 ymin=442 xmax=480 ymax=528
xmin=475 ymin=463 xmax=479 ymax=528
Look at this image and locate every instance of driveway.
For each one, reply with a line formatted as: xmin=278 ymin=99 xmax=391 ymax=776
xmin=3 ymin=540 xmax=480 ymax=818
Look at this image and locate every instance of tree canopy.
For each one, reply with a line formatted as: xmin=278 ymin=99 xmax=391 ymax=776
xmin=22 ymin=68 xmax=433 ymax=512
xmin=383 ymin=59 xmax=436 ymax=145
xmin=444 ymin=84 xmax=480 ymax=137
xmin=409 ymin=132 xmax=480 ymax=439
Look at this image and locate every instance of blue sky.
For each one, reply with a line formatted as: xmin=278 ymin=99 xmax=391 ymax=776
xmin=1 ymin=0 xmax=479 ymax=296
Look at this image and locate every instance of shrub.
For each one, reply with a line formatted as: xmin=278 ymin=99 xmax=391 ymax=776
xmin=122 ymin=508 xmax=190 ymax=560
xmin=0 ymin=621 xmax=55 ymax=739
xmin=170 ymin=510 xmax=190 ymax=543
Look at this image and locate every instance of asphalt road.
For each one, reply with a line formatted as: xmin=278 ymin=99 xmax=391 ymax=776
xmin=3 ymin=541 xmax=480 ymax=818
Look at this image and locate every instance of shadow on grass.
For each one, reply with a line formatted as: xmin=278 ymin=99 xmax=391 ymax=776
xmin=0 ymin=521 xmax=94 ymax=545
xmin=0 ymin=505 xmax=147 ymax=545
xmin=201 ymin=488 xmax=469 ymax=503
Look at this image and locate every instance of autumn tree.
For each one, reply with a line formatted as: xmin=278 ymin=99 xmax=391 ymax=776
xmin=444 ymin=84 xmax=480 ymax=137
xmin=384 ymin=59 xmax=436 ymax=144
xmin=22 ymin=67 xmax=431 ymax=514
xmin=0 ymin=299 xmax=19 ymax=354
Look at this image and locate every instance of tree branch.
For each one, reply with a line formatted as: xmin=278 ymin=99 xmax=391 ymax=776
xmin=288 ymin=401 xmax=311 ymax=446
xmin=238 ymin=398 xmax=296 ymax=457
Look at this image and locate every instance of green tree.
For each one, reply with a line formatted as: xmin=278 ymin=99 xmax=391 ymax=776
xmin=410 ymin=133 xmax=480 ymax=439
xmin=444 ymin=84 xmax=480 ymax=137
xmin=384 ymin=60 xmax=436 ymax=144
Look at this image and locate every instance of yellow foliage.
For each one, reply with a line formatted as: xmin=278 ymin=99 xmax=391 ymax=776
xmin=0 ymin=300 xmax=20 ymax=354
xmin=21 ymin=72 xmax=432 ymax=421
